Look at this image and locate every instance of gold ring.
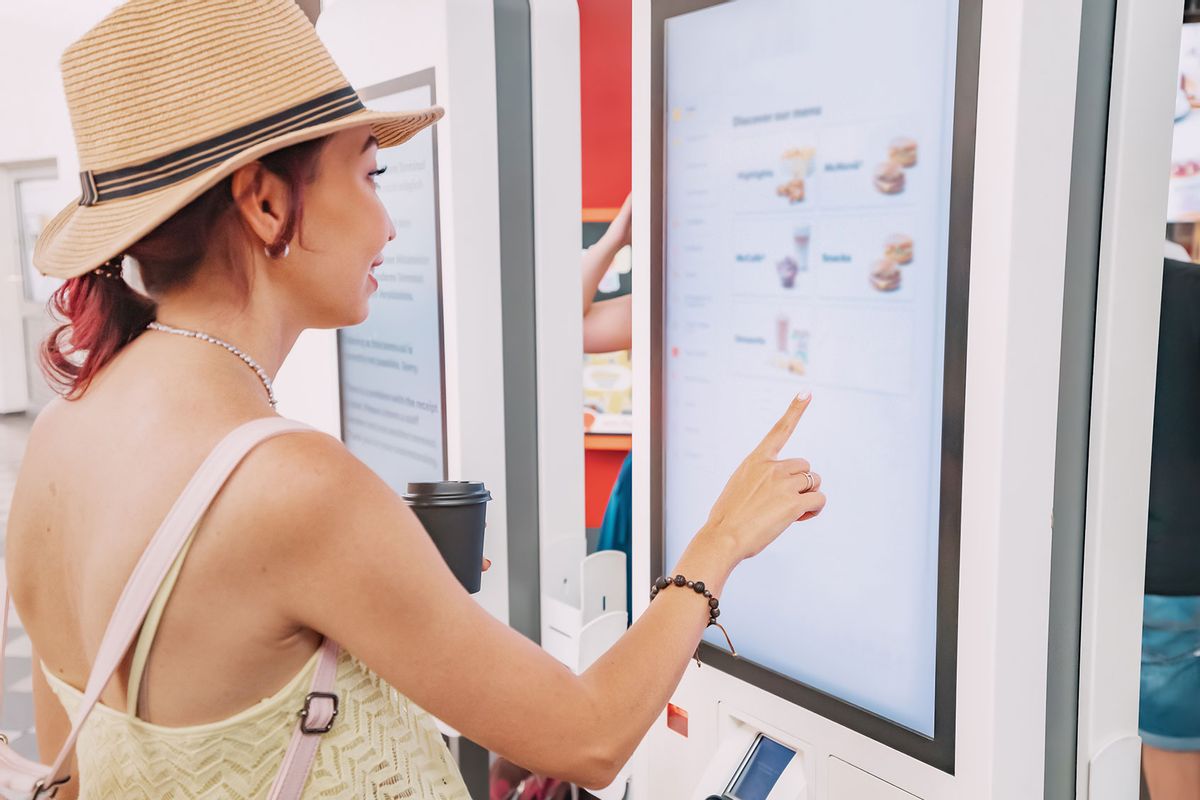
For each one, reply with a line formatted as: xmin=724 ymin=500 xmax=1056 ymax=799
xmin=801 ymin=472 xmax=815 ymax=493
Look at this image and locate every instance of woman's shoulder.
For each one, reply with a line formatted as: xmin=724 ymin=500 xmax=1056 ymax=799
xmin=214 ymin=421 xmax=390 ymax=546
xmin=236 ymin=419 xmax=354 ymax=475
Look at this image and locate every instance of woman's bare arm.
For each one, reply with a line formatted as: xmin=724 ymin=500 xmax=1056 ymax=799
xmin=244 ymin=395 xmax=819 ymax=788
xmin=582 ymin=195 xmax=631 ymax=317
xmin=583 ymin=294 xmax=632 ymax=354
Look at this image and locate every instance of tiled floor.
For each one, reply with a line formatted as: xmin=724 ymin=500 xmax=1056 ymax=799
xmin=0 ymin=411 xmax=38 ymax=761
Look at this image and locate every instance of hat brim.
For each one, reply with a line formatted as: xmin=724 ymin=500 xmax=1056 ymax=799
xmin=33 ymin=105 xmax=444 ymax=280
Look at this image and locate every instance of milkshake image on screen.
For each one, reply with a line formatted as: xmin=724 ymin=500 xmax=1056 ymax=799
xmin=777 ymin=256 xmax=800 ymax=289
xmin=771 ymin=315 xmax=807 ymax=375
xmin=793 ymin=226 xmax=812 ymax=271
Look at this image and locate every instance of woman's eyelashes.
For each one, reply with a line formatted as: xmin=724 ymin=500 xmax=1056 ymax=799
xmin=368 ymin=165 xmax=388 ymax=188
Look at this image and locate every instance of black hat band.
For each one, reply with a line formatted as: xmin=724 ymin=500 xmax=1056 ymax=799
xmin=79 ymin=86 xmax=364 ymax=206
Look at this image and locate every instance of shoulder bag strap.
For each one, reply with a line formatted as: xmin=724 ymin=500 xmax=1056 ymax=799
xmin=36 ymin=417 xmax=317 ymax=793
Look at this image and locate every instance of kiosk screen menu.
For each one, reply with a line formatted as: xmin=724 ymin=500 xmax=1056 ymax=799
xmin=662 ymin=0 xmax=967 ymax=743
xmin=338 ymin=70 xmax=447 ymax=486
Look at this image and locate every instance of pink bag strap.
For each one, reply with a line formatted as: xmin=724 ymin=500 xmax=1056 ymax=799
xmin=9 ymin=416 xmax=342 ymax=798
xmin=268 ymin=638 xmax=341 ymax=800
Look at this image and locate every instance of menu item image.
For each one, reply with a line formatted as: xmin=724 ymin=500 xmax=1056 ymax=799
xmin=885 ymin=233 xmax=914 ymax=265
xmin=793 ymin=226 xmax=812 ymax=270
xmin=775 ymin=314 xmax=790 ymax=353
xmin=776 ymin=146 xmax=816 ymax=204
xmin=777 ymin=256 xmax=800 ymax=288
xmin=782 ymin=146 xmax=817 ymax=176
xmin=873 ymin=161 xmax=906 ymax=195
xmin=870 ymin=258 xmax=902 ymax=292
xmin=771 ymin=315 xmax=809 ymax=376
xmin=776 ymin=177 xmax=807 ymax=204
xmin=787 ymin=327 xmax=809 ymax=375
xmin=889 ymin=136 xmax=919 ymax=168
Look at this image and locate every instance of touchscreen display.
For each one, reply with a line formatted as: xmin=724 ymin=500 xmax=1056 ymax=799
xmin=663 ymin=0 xmax=960 ymax=735
xmin=338 ymin=75 xmax=446 ymax=486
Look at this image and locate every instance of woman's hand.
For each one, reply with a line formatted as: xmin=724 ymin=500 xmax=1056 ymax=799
xmin=702 ymin=392 xmax=825 ymax=561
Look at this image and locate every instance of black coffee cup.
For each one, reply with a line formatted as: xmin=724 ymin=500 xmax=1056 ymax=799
xmin=402 ymin=481 xmax=492 ymax=593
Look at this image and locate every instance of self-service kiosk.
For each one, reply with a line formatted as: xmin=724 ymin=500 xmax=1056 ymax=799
xmin=630 ymin=1 xmax=1180 ymax=799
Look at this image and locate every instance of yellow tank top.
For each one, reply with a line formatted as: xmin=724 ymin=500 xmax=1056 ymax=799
xmin=44 ymin=651 xmax=469 ymax=799
xmin=42 ymin=448 xmax=470 ymax=799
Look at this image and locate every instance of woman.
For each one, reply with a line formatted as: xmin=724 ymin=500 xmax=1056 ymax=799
xmin=7 ymin=1 xmax=826 ymax=797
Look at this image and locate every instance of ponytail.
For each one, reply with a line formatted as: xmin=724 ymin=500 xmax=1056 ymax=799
xmin=40 ymin=265 xmax=157 ymax=399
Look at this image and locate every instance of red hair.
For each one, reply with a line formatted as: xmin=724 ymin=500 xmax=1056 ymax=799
xmin=41 ymin=136 xmax=329 ymax=399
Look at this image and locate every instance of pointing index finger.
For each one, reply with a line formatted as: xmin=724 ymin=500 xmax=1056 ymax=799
xmin=757 ymin=392 xmax=811 ymax=459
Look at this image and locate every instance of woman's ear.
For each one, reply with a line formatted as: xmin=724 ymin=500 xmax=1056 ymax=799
xmin=230 ymin=162 xmax=292 ymax=249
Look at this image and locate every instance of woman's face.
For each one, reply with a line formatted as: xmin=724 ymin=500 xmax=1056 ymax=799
xmin=278 ymin=125 xmax=393 ymax=328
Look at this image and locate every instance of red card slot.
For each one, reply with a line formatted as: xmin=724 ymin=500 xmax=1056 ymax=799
xmin=667 ymin=703 xmax=689 ymax=738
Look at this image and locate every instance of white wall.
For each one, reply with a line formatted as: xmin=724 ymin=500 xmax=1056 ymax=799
xmin=0 ymin=2 xmax=123 ymax=195
xmin=0 ymin=3 xmax=122 ymax=412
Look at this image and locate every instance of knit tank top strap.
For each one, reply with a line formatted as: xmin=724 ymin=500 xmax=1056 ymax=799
xmin=123 ymin=417 xmax=315 ymax=719
xmin=124 ymin=535 xmax=198 ymax=717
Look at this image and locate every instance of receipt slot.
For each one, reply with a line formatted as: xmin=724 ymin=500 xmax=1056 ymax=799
xmin=720 ymin=737 xmax=801 ymax=800
xmin=694 ymin=712 xmax=808 ymax=800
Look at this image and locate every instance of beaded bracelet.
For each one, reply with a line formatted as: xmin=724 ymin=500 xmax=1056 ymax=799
xmin=650 ymin=574 xmax=738 ymax=663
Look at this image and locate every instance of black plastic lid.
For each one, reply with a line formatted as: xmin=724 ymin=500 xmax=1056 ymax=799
xmin=402 ymin=481 xmax=492 ymax=507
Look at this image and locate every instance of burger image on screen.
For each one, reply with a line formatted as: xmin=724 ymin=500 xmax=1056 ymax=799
xmin=889 ymin=136 xmax=918 ymax=168
xmin=873 ymin=162 xmax=905 ymax=195
xmin=884 ymin=234 xmax=914 ymax=265
xmin=870 ymin=258 xmax=902 ymax=292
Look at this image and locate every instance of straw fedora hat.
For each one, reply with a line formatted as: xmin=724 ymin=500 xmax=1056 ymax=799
xmin=33 ymin=0 xmax=444 ymax=280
